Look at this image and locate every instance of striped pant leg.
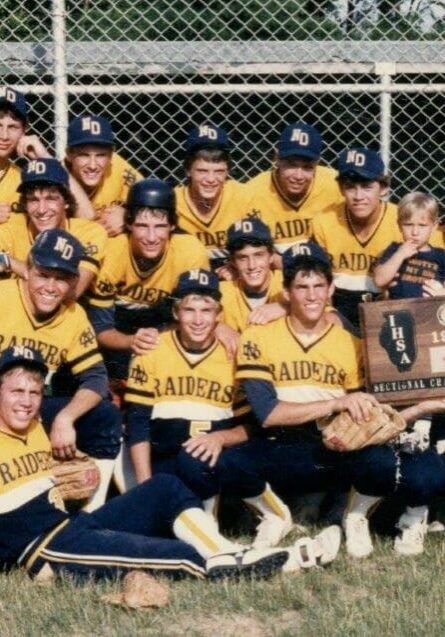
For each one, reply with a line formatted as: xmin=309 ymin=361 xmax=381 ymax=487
xmin=31 ymin=515 xmax=205 ymax=581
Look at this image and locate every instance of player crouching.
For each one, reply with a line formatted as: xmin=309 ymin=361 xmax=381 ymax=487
xmin=0 ymin=346 xmax=340 ymax=584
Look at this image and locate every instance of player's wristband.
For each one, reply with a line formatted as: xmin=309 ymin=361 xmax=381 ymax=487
xmin=0 ymin=252 xmax=11 ymax=273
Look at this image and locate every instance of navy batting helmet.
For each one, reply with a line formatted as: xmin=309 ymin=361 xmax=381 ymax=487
xmin=126 ymin=178 xmax=176 ymax=226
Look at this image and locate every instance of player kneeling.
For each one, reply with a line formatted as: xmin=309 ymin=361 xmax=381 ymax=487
xmin=0 ymin=346 xmax=341 ymax=584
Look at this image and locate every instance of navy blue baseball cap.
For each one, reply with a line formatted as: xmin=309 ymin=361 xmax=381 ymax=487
xmin=173 ymin=269 xmax=221 ymax=301
xmin=277 ymin=122 xmax=322 ymax=161
xmin=337 ymin=147 xmax=386 ymax=180
xmin=0 ymin=346 xmax=48 ymax=377
xmin=31 ymin=229 xmax=84 ymax=276
xmin=0 ymin=87 xmax=27 ymax=123
xmin=282 ymin=241 xmax=331 ymax=269
xmin=226 ymin=217 xmax=273 ymax=251
xmin=67 ymin=115 xmax=114 ymax=148
xmin=18 ymin=158 xmax=69 ymax=192
xmin=185 ymin=125 xmax=230 ymax=154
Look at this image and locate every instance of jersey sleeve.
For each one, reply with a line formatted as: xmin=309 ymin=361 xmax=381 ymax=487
xmin=0 ymin=219 xmax=16 ymax=254
xmin=78 ymin=222 xmax=108 ymax=275
xmin=236 ymin=326 xmax=274 ymax=382
xmin=87 ymin=237 xmax=124 ymax=308
xmin=345 ymin=335 xmax=365 ymax=391
xmin=125 ymin=353 xmax=156 ymax=407
xmin=311 ymin=213 xmax=328 ymax=248
xmin=186 ymin=236 xmax=210 ymax=270
xmin=66 ymin=307 xmax=104 ymax=375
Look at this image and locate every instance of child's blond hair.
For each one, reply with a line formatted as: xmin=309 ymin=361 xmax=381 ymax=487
xmin=397 ymin=192 xmax=439 ymax=224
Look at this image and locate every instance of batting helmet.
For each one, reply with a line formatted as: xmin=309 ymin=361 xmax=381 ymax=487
xmin=126 ymin=178 xmax=177 ymax=226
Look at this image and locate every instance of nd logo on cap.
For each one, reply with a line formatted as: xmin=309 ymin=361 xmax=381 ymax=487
xmin=289 ymin=128 xmax=309 ymax=146
xmin=54 ymin=236 xmax=75 ymax=261
xmin=189 ymin=269 xmax=209 ymax=286
xmin=198 ymin=125 xmax=218 ymax=140
xmin=346 ymin=150 xmax=366 ymax=167
xmin=0 ymin=87 xmax=17 ymax=104
xmin=27 ymin=160 xmax=47 ymax=176
xmin=234 ymin=220 xmax=254 ymax=234
xmin=81 ymin=116 xmax=102 ymax=136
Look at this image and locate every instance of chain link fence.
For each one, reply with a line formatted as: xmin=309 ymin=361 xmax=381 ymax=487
xmin=1 ymin=0 xmax=445 ymax=200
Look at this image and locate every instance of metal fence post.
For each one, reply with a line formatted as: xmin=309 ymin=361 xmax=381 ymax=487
xmin=375 ymin=62 xmax=396 ymax=174
xmin=52 ymin=0 xmax=68 ymax=159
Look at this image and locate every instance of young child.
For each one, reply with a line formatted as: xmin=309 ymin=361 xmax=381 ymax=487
xmin=374 ymin=192 xmax=445 ymax=299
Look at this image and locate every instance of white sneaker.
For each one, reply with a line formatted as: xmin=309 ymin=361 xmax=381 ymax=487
xmin=343 ymin=512 xmax=373 ymax=558
xmin=252 ymin=510 xmax=293 ymax=548
xmin=206 ymin=546 xmax=289 ymax=581
xmin=283 ymin=525 xmax=342 ymax=572
xmin=394 ymin=521 xmax=427 ymax=556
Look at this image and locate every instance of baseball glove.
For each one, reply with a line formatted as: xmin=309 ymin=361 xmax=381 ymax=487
xmin=320 ymin=404 xmax=407 ymax=452
xmin=50 ymin=453 xmax=100 ymax=501
xmin=100 ymin=571 xmax=170 ymax=610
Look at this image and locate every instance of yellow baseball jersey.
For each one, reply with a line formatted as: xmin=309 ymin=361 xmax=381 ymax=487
xmin=0 ymin=279 xmax=103 ymax=375
xmin=0 ymin=160 xmax=21 ymax=208
xmin=237 ymin=317 xmax=363 ymax=403
xmin=0 ymin=215 xmax=107 ymax=275
xmin=175 ymin=180 xmax=252 ymax=265
xmin=125 ymin=330 xmax=249 ymax=453
xmin=69 ymin=153 xmax=142 ymax=220
xmin=312 ymin=201 xmax=402 ymax=294
xmin=244 ymin=166 xmax=343 ymax=253
xmin=220 ymin=270 xmax=284 ymax=332
xmin=0 ymin=420 xmax=68 ymax=564
xmin=88 ymin=231 xmax=209 ymax=311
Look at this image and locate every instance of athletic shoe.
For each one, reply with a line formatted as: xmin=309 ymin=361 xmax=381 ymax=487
xmin=252 ymin=510 xmax=293 ymax=548
xmin=394 ymin=521 xmax=427 ymax=556
xmin=283 ymin=525 xmax=342 ymax=572
xmin=343 ymin=512 xmax=373 ymax=558
xmin=206 ymin=547 xmax=289 ymax=581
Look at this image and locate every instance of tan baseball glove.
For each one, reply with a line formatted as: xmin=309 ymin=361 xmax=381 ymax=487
xmin=51 ymin=453 xmax=100 ymax=501
xmin=100 ymin=571 xmax=170 ymax=610
xmin=320 ymin=403 xmax=407 ymax=452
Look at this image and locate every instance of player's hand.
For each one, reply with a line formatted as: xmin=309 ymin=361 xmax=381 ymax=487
xmin=248 ymin=302 xmax=286 ymax=325
xmin=398 ymin=240 xmax=419 ymax=260
xmin=422 ymin=279 xmax=445 ymax=297
xmin=0 ymin=203 xmax=11 ymax=223
xmin=331 ymin=392 xmax=379 ymax=423
xmin=99 ymin=205 xmax=126 ymax=237
xmin=215 ymin=263 xmax=236 ymax=281
xmin=182 ymin=432 xmax=225 ymax=467
xmin=214 ymin=323 xmax=239 ymax=360
xmin=50 ymin=416 xmax=77 ymax=460
xmin=131 ymin=328 xmax=160 ymax=355
xmin=271 ymin=252 xmax=283 ymax=270
xmin=16 ymin=134 xmax=52 ymax=160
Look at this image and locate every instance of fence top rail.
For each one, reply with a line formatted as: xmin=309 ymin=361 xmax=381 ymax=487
xmin=2 ymin=41 xmax=445 ymax=75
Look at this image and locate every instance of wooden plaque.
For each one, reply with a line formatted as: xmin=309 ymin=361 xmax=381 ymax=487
xmin=359 ymin=297 xmax=445 ymax=405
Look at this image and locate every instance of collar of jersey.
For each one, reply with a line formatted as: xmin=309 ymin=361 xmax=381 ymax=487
xmin=345 ymin=201 xmax=388 ymax=248
xmin=172 ymin=329 xmax=219 ymax=369
xmin=184 ymin=184 xmax=225 ymax=227
xmin=271 ymin=169 xmax=315 ymax=211
xmin=285 ymin=315 xmax=334 ymax=352
xmin=18 ymin=279 xmax=68 ymax=330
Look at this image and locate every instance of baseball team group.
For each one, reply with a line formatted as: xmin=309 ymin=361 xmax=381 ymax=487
xmin=0 ymin=84 xmax=445 ymax=590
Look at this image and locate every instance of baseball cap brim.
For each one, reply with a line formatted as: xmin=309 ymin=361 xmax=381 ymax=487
xmin=277 ymin=147 xmax=320 ymax=161
xmin=339 ymin=167 xmax=381 ymax=180
xmin=68 ymin=135 xmax=113 ymax=148
xmin=0 ymin=357 xmax=48 ymax=377
xmin=32 ymin=255 xmax=79 ymax=276
xmin=173 ymin=286 xmax=221 ymax=301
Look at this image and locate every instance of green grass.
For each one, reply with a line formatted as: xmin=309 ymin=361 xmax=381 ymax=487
xmin=3 ymin=529 xmax=445 ymax=637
